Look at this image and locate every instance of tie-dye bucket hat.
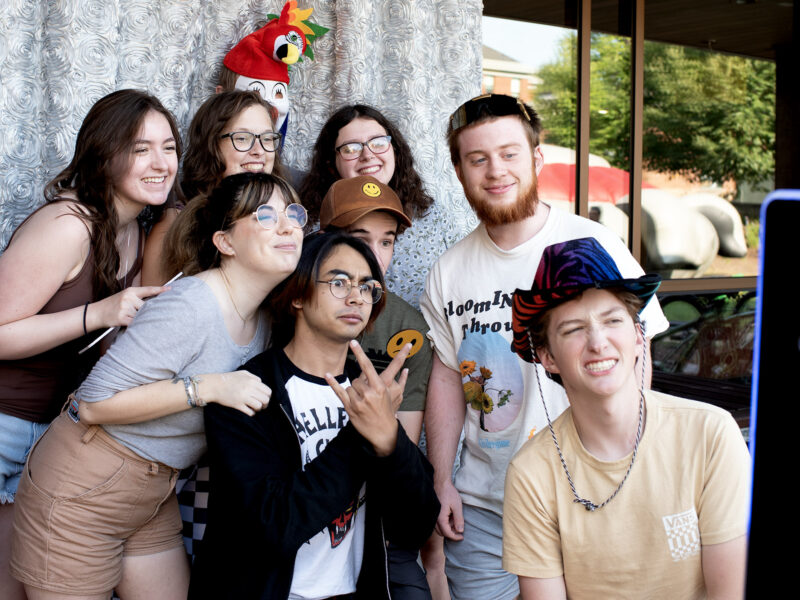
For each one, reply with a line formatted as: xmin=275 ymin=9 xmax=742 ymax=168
xmin=511 ymin=237 xmax=661 ymax=363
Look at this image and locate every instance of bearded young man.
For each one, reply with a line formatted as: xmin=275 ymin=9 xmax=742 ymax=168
xmin=418 ymin=94 xmax=670 ymax=600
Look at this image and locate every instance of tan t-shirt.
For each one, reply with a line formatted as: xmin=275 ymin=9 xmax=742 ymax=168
xmin=503 ymin=390 xmax=750 ymax=600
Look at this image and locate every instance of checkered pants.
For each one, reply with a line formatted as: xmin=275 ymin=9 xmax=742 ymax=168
xmin=175 ymin=455 xmax=210 ymax=561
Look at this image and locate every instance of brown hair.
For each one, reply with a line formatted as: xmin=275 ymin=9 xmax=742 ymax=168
xmin=216 ymin=65 xmax=240 ymax=92
xmin=44 ymin=89 xmax=182 ymax=299
xmin=447 ymin=101 xmax=542 ymax=167
xmin=161 ymin=172 xmax=299 ymax=278
xmin=298 ymin=105 xmax=434 ymax=225
xmin=181 ymin=90 xmax=284 ymax=201
xmin=531 ymin=288 xmax=642 ymax=385
xmin=266 ymin=231 xmax=386 ymax=348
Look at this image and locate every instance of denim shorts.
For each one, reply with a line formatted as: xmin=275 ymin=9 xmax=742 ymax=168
xmin=0 ymin=411 xmax=49 ymax=503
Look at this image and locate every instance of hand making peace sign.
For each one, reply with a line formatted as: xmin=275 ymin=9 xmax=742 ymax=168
xmin=324 ymin=339 xmax=411 ymax=456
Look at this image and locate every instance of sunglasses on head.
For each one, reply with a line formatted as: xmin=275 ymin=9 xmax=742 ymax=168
xmin=448 ymin=94 xmax=531 ymax=133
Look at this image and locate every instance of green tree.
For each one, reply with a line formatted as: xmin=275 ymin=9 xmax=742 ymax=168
xmin=536 ymin=34 xmax=776 ymax=187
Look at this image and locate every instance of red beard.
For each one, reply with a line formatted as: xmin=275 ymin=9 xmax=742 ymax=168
xmin=465 ymin=168 xmax=539 ymax=227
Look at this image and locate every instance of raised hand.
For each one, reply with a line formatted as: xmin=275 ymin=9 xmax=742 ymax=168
xmin=325 ymin=339 xmax=410 ymax=456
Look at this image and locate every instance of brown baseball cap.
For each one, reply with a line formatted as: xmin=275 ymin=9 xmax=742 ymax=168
xmin=319 ymin=176 xmax=412 ymax=230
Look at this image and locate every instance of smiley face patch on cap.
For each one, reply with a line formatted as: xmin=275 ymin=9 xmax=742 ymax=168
xmin=320 ymin=175 xmax=411 ymax=230
xmin=362 ymin=182 xmax=382 ymax=198
xmin=387 ymin=329 xmax=424 ymax=358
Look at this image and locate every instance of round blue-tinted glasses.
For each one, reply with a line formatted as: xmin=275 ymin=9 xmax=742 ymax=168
xmin=253 ymin=203 xmax=308 ymax=229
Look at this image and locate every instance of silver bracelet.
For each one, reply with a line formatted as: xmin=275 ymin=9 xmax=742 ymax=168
xmin=191 ymin=376 xmax=206 ymax=408
xmin=183 ymin=376 xmax=198 ymax=408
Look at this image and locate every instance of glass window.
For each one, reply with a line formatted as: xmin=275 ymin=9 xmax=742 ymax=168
xmin=482 ymin=9 xmax=772 ymax=412
xmin=652 ymin=290 xmax=754 ymax=421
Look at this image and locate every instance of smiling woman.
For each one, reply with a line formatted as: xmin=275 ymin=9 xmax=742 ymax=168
xmin=0 ymin=89 xmax=183 ymax=600
xmin=114 ymin=112 xmax=179 ymax=214
xmin=9 ymin=173 xmax=303 ymax=600
xmin=141 ymin=90 xmax=284 ymax=286
xmin=298 ymin=104 xmax=433 ymax=226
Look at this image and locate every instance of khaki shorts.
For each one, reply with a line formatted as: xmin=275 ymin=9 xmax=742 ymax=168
xmin=10 ymin=412 xmax=183 ymax=595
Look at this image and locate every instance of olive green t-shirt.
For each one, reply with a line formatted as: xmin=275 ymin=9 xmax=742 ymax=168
xmin=356 ymin=291 xmax=432 ymax=412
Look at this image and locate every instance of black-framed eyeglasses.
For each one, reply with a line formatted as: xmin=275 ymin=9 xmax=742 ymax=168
xmin=252 ymin=203 xmax=307 ymax=229
xmin=316 ymin=277 xmax=384 ymax=304
xmin=335 ymin=135 xmax=392 ymax=161
xmin=448 ymin=94 xmax=531 ymax=133
xmin=220 ymin=131 xmax=282 ymax=153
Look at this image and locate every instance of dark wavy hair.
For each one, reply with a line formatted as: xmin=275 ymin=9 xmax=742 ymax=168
xmin=161 ymin=172 xmax=299 ymax=279
xmin=267 ymin=231 xmax=386 ymax=348
xmin=298 ymin=105 xmax=433 ymax=225
xmin=181 ymin=90 xmax=283 ymax=201
xmin=44 ymin=89 xmax=182 ymax=299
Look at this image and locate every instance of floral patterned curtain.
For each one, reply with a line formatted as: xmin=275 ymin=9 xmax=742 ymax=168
xmin=0 ymin=0 xmax=481 ymax=305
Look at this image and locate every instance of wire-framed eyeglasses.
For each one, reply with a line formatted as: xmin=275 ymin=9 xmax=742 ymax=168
xmin=335 ymin=135 xmax=392 ymax=161
xmin=316 ymin=277 xmax=384 ymax=304
xmin=252 ymin=203 xmax=308 ymax=229
xmin=220 ymin=131 xmax=282 ymax=153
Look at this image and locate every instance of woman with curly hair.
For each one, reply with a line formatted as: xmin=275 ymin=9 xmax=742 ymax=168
xmin=298 ymin=104 xmax=433 ymax=226
xmin=141 ymin=89 xmax=284 ymax=286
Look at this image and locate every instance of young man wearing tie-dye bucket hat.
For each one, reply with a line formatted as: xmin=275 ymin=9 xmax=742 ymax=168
xmin=502 ymin=237 xmax=750 ymax=600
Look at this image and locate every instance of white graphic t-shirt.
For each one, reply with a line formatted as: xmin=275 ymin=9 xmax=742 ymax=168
xmin=420 ymin=207 xmax=669 ymax=515
xmin=284 ymin=358 xmax=366 ymax=600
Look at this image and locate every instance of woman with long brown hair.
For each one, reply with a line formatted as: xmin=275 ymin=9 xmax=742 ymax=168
xmin=0 ymin=89 xmax=180 ymax=600
xmin=141 ymin=90 xmax=283 ymax=286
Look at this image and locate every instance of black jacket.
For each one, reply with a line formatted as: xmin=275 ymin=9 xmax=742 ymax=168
xmin=189 ymin=348 xmax=440 ymax=600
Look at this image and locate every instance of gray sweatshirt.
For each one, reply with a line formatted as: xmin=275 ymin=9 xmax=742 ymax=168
xmin=77 ymin=276 xmax=268 ymax=468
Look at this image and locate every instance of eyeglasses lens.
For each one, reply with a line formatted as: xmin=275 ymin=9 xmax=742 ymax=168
xmin=366 ymin=136 xmax=391 ymax=154
xmin=257 ymin=133 xmax=281 ymax=152
xmin=254 ymin=203 xmax=307 ymax=229
xmin=327 ymin=279 xmax=383 ymax=304
xmin=365 ymin=282 xmax=383 ymax=304
xmin=229 ymin=132 xmax=281 ymax=152
xmin=284 ymin=203 xmax=308 ymax=228
xmin=337 ymin=136 xmax=392 ymax=161
xmin=230 ymin=133 xmax=255 ymax=151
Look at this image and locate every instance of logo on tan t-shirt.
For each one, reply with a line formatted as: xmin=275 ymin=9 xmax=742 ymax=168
xmin=662 ymin=508 xmax=700 ymax=561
